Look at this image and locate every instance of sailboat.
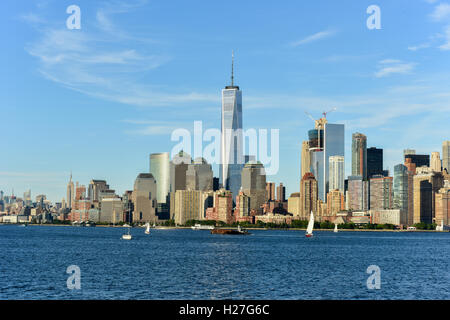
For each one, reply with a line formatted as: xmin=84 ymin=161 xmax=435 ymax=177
xmin=334 ymin=223 xmax=338 ymax=233
xmin=122 ymin=226 xmax=132 ymax=240
xmin=306 ymin=211 xmax=314 ymax=238
xmin=145 ymin=222 xmax=151 ymax=235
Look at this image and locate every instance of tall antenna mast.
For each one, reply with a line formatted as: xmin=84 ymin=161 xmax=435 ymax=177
xmin=231 ymin=50 xmax=234 ymax=87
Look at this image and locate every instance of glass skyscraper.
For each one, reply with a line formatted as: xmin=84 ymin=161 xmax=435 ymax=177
xmin=310 ymin=123 xmax=345 ymax=201
xmin=220 ymin=52 xmax=243 ymax=201
xmin=367 ymin=147 xmax=383 ymax=178
xmin=352 ymin=133 xmax=367 ymax=180
xmin=393 ymin=164 xmax=409 ymax=214
xmin=150 ymin=152 xmax=170 ymax=204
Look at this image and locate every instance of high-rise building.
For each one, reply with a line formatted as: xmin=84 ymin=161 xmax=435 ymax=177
xmin=170 ymin=150 xmax=192 ymax=192
xmin=66 ymin=173 xmax=75 ymax=209
xmin=404 ymin=158 xmax=417 ymax=175
xmin=100 ymin=198 xmax=123 ymax=224
xmin=326 ymin=189 xmax=344 ymax=216
xmin=393 ymin=164 xmax=410 ymax=223
xmin=329 ymin=155 xmax=344 ymax=193
xmin=367 ymin=147 xmax=383 ymax=178
xmin=405 ymin=154 xmax=430 ymax=168
xmin=23 ymin=190 xmax=32 ymax=207
xmin=266 ymin=182 xmax=275 ymax=202
xmin=174 ymin=190 xmax=209 ymax=225
xmin=435 ymin=182 xmax=450 ymax=227
xmin=369 ymin=175 xmax=393 ymax=210
xmin=301 ymin=141 xmax=311 ymax=179
xmin=132 ymin=173 xmax=157 ymax=223
xmin=288 ymin=193 xmax=301 ymax=217
xmin=351 ymin=133 xmax=367 ymax=180
xmin=88 ymin=180 xmax=109 ymax=202
xmin=206 ymin=189 xmax=233 ymax=224
xmin=348 ymin=175 xmax=369 ymax=211
xmin=443 ymin=141 xmax=450 ymax=173
xmin=413 ymin=168 xmax=444 ymax=224
xmin=186 ymin=157 xmax=213 ymax=191
xmin=300 ymin=172 xmax=318 ymax=219
xmin=431 ymin=152 xmax=441 ymax=172
xmin=277 ymin=183 xmax=286 ymax=202
xmin=241 ymin=161 xmax=267 ymax=214
xmin=150 ymin=152 xmax=170 ymax=204
xmin=404 ymin=149 xmax=416 ymax=157
xmin=220 ymin=51 xmax=243 ymax=202
xmin=308 ymin=119 xmax=345 ymax=201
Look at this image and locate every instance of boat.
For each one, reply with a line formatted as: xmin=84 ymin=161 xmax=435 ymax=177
xmin=145 ymin=222 xmax=150 ymax=235
xmin=305 ymin=211 xmax=314 ymax=238
xmin=334 ymin=223 xmax=338 ymax=233
xmin=191 ymin=223 xmax=214 ymax=230
xmin=211 ymin=225 xmax=249 ymax=235
xmin=122 ymin=226 xmax=132 ymax=240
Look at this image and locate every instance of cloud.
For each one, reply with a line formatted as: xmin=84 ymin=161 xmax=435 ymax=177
xmin=407 ymin=43 xmax=431 ymax=51
xmin=289 ymin=29 xmax=337 ymax=47
xmin=23 ymin=2 xmax=216 ymax=108
xmin=439 ymin=25 xmax=450 ymax=50
xmin=430 ymin=3 xmax=450 ymax=21
xmin=374 ymin=59 xmax=416 ymax=78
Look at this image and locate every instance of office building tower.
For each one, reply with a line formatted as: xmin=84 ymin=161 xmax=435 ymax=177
xmin=277 ymin=183 xmax=286 ymax=202
xmin=413 ymin=168 xmax=444 ymax=224
xmin=300 ymin=173 xmax=318 ymax=219
xmin=122 ymin=191 xmax=134 ymax=223
xmin=170 ymin=150 xmax=192 ymax=192
xmin=369 ymin=175 xmax=393 ymax=210
xmin=66 ymin=173 xmax=75 ymax=209
xmin=23 ymin=190 xmax=32 ymax=207
xmin=308 ymin=118 xmax=345 ymax=201
xmin=404 ymin=158 xmax=417 ymax=175
xmin=348 ymin=175 xmax=369 ymax=211
xmin=351 ymin=133 xmax=367 ymax=180
xmin=329 ymin=155 xmax=345 ymax=193
xmin=206 ymin=189 xmax=233 ymax=224
xmin=132 ymin=173 xmax=157 ymax=223
xmin=443 ymin=141 xmax=450 ymax=173
xmin=367 ymin=147 xmax=383 ymax=178
xmin=301 ymin=141 xmax=311 ymax=179
xmin=435 ymin=183 xmax=450 ymax=227
xmin=174 ymin=190 xmax=205 ymax=225
xmin=235 ymin=191 xmax=251 ymax=220
xmin=266 ymin=182 xmax=275 ymax=201
xmin=393 ymin=164 xmax=410 ymax=222
xmin=431 ymin=152 xmax=441 ymax=172
xmin=88 ymin=180 xmax=109 ymax=202
xmin=405 ymin=154 xmax=430 ymax=168
xmin=100 ymin=198 xmax=123 ymax=224
xmin=241 ymin=161 xmax=267 ymax=214
xmin=213 ymin=177 xmax=220 ymax=191
xmin=186 ymin=157 xmax=213 ymax=191
xmin=220 ymin=51 xmax=243 ymax=202
xmin=327 ymin=189 xmax=344 ymax=216
xmin=288 ymin=193 xmax=301 ymax=217
xmin=150 ymin=152 xmax=170 ymax=204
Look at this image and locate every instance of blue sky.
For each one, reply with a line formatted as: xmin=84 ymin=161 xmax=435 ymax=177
xmin=1 ymin=0 xmax=450 ymax=202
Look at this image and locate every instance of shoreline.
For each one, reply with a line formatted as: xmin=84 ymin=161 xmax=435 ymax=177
xmin=0 ymin=223 xmax=447 ymax=232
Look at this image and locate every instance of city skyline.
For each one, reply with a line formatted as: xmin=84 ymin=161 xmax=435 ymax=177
xmin=2 ymin=0 xmax=450 ymax=202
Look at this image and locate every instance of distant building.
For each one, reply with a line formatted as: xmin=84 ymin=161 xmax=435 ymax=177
xmin=352 ymin=133 xmax=367 ymax=180
xmin=300 ymin=172 xmax=318 ymax=219
xmin=100 ymin=198 xmax=123 ymax=224
xmin=405 ymin=154 xmax=430 ymax=168
xmin=329 ymin=155 xmax=345 ymax=194
xmin=301 ymin=140 xmax=311 ymax=180
xmin=186 ymin=157 xmax=213 ymax=191
xmin=170 ymin=150 xmax=192 ymax=192
xmin=393 ymin=164 xmax=411 ymax=224
xmin=435 ymin=183 xmax=450 ymax=227
xmin=413 ymin=168 xmax=444 ymax=224
xmin=241 ymin=161 xmax=266 ymax=214
xmin=348 ymin=175 xmax=369 ymax=212
xmin=66 ymin=173 xmax=75 ymax=209
xmin=277 ymin=183 xmax=286 ymax=202
xmin=206 ymin=189 xmax=233 ymax=224
xmin=174 ymin=190 xmax=212 ymax=225
xmin=287 ymin=193 xmax=301 ymax=217
xmin=370 ymin=209 xmax=407 ymax=226
xmin=150 ymin=152 xmax=170 ymax=204
xmin=369 ymin=175 xmax=393 ymax=210
xmin=367 ymin=147 xmax=383 ymax=178
xmin=132 ymin=173 xmax=157 ymax=223
xmin=327 ymin=189 xmax=344 ymax=216
xmin=431 ymin=152 xmax=441 ymax=172
xmin=266 ymin=182 xmax=275 ymax=202
xmin=88 ymin=180 xmax=109 ymax=202
xmin=234 ymin=191 xmax=252 ymax=223
xmin=443 ymin=141 xmax=450 ymax=173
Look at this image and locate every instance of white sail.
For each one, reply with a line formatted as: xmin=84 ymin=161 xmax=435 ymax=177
xmin=306 ymin=211 xmax=314 ymax=235
xmin=334 ymin=223 xmax=338 ymax=233
xmin=145 ymin=222 xmax=150 ymax=234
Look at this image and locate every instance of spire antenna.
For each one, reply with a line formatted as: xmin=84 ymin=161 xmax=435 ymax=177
xmin=231 ymin=50 xmax=234 ymax=87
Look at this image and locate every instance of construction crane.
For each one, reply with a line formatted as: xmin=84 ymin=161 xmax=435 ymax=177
xmin=322 ymin=107 xmax=336 ymax=119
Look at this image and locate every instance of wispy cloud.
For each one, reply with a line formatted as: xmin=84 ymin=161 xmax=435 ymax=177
xmin=374 ymin=59 xmax=415 ymax=78
xmin=22 ymin=1 xmax=216 ymax=108
xmin=430 ymin=3 xmax=450 ymax=21
xmin=408 ymin=42 xmax=431 ymax=51
xmin=289 ymin=29 xmax=337 ymax=47
xmin=439 ymin=25 xmax=450 ymax=50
